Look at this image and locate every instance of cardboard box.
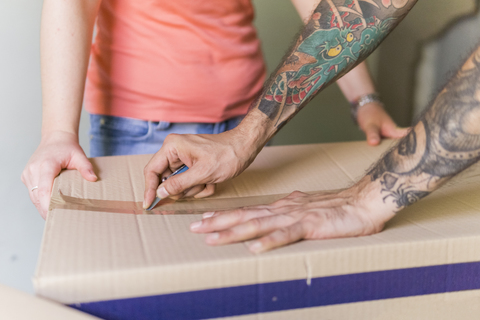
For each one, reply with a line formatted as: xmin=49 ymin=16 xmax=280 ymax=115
xmin=0 ymin=284 xmax=99 ymax=319
xmin=34 ymin=141 xmax=480 ymax=319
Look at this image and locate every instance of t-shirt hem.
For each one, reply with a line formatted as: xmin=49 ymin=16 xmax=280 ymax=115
xmin=85 ymin=104 xmax=250 ymax=123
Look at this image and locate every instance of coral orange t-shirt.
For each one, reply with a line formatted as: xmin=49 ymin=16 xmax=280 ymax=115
xmin=84 ymin=0 xmax=266 ymax=123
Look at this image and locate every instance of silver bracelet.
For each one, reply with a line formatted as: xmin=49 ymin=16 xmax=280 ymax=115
xmin=350 ymin=93 xmax=383 ymax=125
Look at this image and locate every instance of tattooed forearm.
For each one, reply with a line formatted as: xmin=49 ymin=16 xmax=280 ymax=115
xmin=252 ymin=0 xmax=417 ymax=130
xmin=368 ymin=46 xmax=480 ymax=210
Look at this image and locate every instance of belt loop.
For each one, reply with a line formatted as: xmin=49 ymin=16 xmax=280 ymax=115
xmin=156 ymin=121 xmax=171 ymax=130
xmin=213 ymin=120 xmax=227 ymax=134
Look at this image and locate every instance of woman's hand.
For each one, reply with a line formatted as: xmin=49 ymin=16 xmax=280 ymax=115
xmin=357 ymin=101 xmax=408 ymax=146
xmin=21 ymin=131 xmax=97 ymax=218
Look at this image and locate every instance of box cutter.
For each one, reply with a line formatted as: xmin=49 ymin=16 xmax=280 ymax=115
xmin=146 ymin=164 xmax=189 ymax=211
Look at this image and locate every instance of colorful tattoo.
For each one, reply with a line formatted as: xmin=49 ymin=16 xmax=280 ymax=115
xmin=254 ymin=0 xmax=415 ymax=128
xmin=369 ymin=46 xmax=480 ymax=210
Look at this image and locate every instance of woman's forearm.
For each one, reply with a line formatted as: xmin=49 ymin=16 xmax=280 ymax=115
xmin=40 ymin=0 xmax=100 ymax=138
xmin=335 ymin=62 xmax=376 ymax=102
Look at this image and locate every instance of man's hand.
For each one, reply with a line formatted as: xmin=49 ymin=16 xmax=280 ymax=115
xmin=143 ymin=120 xmax=265 ymax=209
xmin=190 ymin=178 xmax=395 ymax=253
xmin=190 ymin=44 xmax=480 ymax=253
xmin=357 ymin=101 xmax=408 ymax=146
xmin=21 ymin=131 xmax=97 ymax=218
xmin=142 ymin=0 xmax=418 ymax=209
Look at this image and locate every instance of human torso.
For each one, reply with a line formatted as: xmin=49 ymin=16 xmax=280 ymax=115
xmin=85 ymin=0 xmax=266 ymax=122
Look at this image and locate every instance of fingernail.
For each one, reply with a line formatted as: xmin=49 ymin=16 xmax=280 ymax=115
xmin=206 ymin=233 xmax=219 ymax=243
xmin=157 ymin=186 xmax=169 ymax=198
xmin=370 ymin=137 xmax=379 ymax=144
xmin=89 ymin=170 xmax=96 ymax=177
xmin=248 ymin=241 xmax=263 ymax=253
xmin=190 ymin=221 xmax=202 ymax=231
xmin=142 ymin=200 xmax=147 ymax=209
xmin=203 ymin=212 xmax=214 ymax=219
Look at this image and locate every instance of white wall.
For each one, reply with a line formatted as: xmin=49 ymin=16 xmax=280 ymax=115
xmin=0 ymin=0 xmax=46 ymax=293
xmin=414 ymin=8 xmax=480 ymax=119
xmin=0 ymin=0 xmax=91 ymax=294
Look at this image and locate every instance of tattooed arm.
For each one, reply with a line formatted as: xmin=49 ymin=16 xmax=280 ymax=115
xmin=248 ymin=0 xmax=416 ymax=141
xmin=190 ymin=45 xmax=480 ymax=253
xmin=367 ymin=45 xmax=480 ymax=211
xmin=143 ymin=0 xmax=417 ymax=206
xmin=292 ymin=0 xmax=408 ymax=146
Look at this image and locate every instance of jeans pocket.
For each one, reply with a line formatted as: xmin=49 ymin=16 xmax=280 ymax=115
xmin=89 ymin=114 xmax=152 ymax=142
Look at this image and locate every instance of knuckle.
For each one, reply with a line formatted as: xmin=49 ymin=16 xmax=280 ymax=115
xmin=247 ymin=218 xmax=262 ymax=232
xmin=203 ymin=187 xmax=215 ymax=197
xmin=144 ymin=165 xmax=156 ymax=177
xmin=274 ymin=227 xmax=292 ymax=241
xmin=37 ymin=189 xmax=49 ymax=199
xmin=231 ymin=208 xmax=247 ymax=220
xmin=272 ymin=198 xmax=290 ymax=207
xmin=290 ymin=190 xmax=306 ymax=197
xmin=219 ymin=229 xmax=234 ymax=241
xmin=164 ymin=133 xmax=179 ymax=144
xmin=166 ymin=178 xmax=184 ymax=194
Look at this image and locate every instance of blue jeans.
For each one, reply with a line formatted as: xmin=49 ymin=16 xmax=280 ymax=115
xmin=89 ymin=114 xmax=244 ymax=157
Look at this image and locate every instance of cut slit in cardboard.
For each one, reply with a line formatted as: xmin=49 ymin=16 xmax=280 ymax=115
xmin=35 ymin=141 xmax=480 ymax=319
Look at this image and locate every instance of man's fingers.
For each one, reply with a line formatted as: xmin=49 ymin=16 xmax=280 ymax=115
xmin=194 ymin=184 xmax=215 ymax=199
xmin=161 ymin=167 xmax=206 ymax=198
xmin=202 ymin=214 xmax=298 ymax=246
xmin=144 ymin=171 xmax=160 ymax=209
xmin=143 ymin=152 xmax=173 ymax=207
xmin=247 ymin=222 xmax=307 ymax=253
xmin=183 ymin=185 xmax=206 ymax=198
xmin=190 ymin=208 xmax=278 ymax=234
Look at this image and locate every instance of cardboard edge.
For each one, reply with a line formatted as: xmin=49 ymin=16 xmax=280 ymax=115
xmin=35 ymin=234 xmax=480 ymax=304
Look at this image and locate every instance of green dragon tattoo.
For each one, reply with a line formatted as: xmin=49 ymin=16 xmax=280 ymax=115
xmin=256 ymin=0 xmax=415 ymax=127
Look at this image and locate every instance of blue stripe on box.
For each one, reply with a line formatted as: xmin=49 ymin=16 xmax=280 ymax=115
xmin=70 ymin=261 xmax=480 ymax=320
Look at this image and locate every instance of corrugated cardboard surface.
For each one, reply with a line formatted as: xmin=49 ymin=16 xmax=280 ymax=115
xmin=223 ymin=290 xmax=480 ymax=320
xmin=0 ymin=284 xmax=99 ymax=319
xmin=35 ymin=141 xmax=480 ymax=318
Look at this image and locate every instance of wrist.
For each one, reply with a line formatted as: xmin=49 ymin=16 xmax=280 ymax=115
xmin=350 ymin=93 xmax=384 ymax=125
xmin=40 ymin=129 xmax=79 ymax=145
xmin=234 ymin=109 xmax=271 ymax=151
xmin=350 ymin=175 xmax=397 ymax=226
